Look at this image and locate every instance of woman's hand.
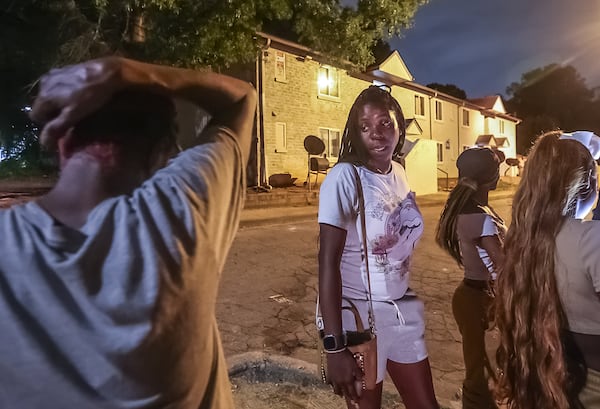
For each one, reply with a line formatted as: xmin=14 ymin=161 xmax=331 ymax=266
xmin=30 ymin=57 xmax=125 ymax=149
xmin=326 ymin=349 xmax=363 ymax=403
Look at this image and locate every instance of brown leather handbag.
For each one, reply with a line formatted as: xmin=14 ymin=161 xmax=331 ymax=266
xmin=317 ymin=164 xmax=378 ymax=391
xmin=318 ymin=297 xmax=378 ymax=391
xmin=342 ymin=298 xmax=378 ymax=390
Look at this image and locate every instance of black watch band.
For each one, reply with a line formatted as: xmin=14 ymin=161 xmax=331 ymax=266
xmin=322 ymin=333 xmax=347 ymax=351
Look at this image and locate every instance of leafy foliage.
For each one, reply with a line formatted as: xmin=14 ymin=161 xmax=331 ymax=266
xmin=426 ymin=83 xmax=467 ymax=100
xmin=1 ymin=0 xmax=427 ymax=175
xmin=0 ymin=0 xmax=101 ymax=175
xmin=506 ymin=64 xmax=600 ymax=155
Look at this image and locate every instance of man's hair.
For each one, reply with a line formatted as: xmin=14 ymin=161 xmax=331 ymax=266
xmin=72 ymin=90 xmax=178 ymax=165
xmin=495 ymin=131 xmax=595 ymax=409
xmin=338 ymin=85 xmax=406 ymax=165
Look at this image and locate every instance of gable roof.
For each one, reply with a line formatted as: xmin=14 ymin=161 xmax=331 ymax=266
xmin=405 ymin=118 xmax=423 ymax=135
xmin=469 ymin=96 xmax=506 ymax=113
xmin=494 ymin=137 xmax=510 ymax=147
xmin=367 ymin=50 xmax=414 ymax=82
xmin=475 ymin=134 xmax=510 ymax=148
xmin=475 ymin=134 xmax=495 ymax=146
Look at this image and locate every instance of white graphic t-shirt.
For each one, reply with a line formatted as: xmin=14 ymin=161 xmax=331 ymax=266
xmin=318 ymin=162 xmax=424 ymax=300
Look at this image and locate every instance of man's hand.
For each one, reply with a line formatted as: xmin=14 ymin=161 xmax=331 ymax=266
xmin=30 ymin=57 xmax=124 ymax=149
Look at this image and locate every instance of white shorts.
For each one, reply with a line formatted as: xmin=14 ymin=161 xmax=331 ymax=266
xmin=341 ymin=292 xmax=429 ymax=383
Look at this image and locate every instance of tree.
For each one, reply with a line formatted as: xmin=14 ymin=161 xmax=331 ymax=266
xmin=0 ymin=0 xmax=101 ymax=174
xmin=426 ymin=83 xmax=467 ymax=100
xmin=506 ymin=64 xmax=600 ymax=154
xmin=0 ymin=0 xmax=428 ymax=173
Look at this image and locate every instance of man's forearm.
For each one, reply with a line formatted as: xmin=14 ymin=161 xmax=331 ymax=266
xmin=30 ymin=56 xmax=256 ymax=152
xmin=119 ymin=59 xmax=254 ymax=118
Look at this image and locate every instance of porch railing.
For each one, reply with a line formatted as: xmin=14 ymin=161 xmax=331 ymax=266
xmin=437 ymin=167 xmax=449 ymax=191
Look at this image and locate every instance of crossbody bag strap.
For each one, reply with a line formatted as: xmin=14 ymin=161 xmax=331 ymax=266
xmin=350 ymin=164 xmax=376 ymax=334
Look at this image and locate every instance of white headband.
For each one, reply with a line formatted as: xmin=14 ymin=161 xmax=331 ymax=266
xmin=559 ymin=130 xmax=600 ymax=160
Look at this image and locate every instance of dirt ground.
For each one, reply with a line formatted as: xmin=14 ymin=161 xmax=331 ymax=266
xmin=230 ymin=380 xmax=412 ymax=409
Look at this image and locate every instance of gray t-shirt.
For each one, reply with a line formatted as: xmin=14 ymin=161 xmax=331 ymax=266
xmin=555 ymin=218 xmax=600 ymax=335
xmin=0 ymin=126 xmax=243 ymax=408
xmin=457 ymin=208 xmax=506 ymax=281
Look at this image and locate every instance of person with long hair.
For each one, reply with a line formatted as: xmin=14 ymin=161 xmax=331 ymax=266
xmin=435 ymin=147 xmax=505 ymax=409
xmin=318 ymin=86 xmax=439 ymax=409
xmin=495 ymin=130 xmax=600 ymax=409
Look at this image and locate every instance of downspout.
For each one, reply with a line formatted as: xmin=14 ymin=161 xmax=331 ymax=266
xmin=457 ymin=103 xmax=462 ymax=155
xmin=428 ymin=91 xmax=438 ymax=140
xmin=256 ymin=38 xmax=271 ymax=188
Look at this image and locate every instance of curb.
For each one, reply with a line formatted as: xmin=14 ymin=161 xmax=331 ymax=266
xmin=228 ymin=352 xmax=323 ymax=386
xmin=416 ymin=191 xmax=516 ymax=208
xmin=227 ymin=352 xmax=458 ymax=409
xmin=238 ymin=191 xmax=515 ymax=228
xmin=239 ymin=208 xmax=319 ymax=229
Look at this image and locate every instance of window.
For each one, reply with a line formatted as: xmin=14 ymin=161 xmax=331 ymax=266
xmin=275 ymin=122 xmax=287 ymax=152
xmin=437 ymin=142 xmax=444 ymax=163
xmin=499 ymin=119 xmax=505 ymax=134
xmin=275 ymin=51 xmax=286 ymax=82
xmin=462 ymin=109 xmax=470 ymax=127
xmin=318 ymin=66 xmax=340 ymax=98
xmin=319 ymin=127 xmax=341 ymax=158
xmin=415 ymin=95 xmax=425 ymax=116
xmin=435 ymin=100 xmax=443 ymax=121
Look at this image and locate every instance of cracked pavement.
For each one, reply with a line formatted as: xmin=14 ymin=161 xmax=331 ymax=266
xmin=219 ymin=194 xmax=514 ymax=408
xmin=0 ymin=180 xmax=515 ymax=407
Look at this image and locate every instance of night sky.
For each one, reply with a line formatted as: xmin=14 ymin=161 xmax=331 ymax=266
xmin=357 ymin=0 xmax=600 ymax=99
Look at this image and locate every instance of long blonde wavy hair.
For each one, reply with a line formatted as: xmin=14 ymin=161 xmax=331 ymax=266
xmin=495 ymin=131 xmax=596 ymax=409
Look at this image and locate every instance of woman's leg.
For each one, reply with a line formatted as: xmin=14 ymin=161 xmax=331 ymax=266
xmin=344 ymin=382 xmax=383 ymax=409
xmin=380 ymin=294 xmax=438 ymax=408
xmin=387 ymin=359 xmax=439 ymax=409
xmin=452 ymin=283 xmax=496 ymax=409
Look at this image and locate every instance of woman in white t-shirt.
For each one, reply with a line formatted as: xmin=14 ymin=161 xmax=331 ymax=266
xmin=495 ymin=131 xmax=600 ymax=409
xmin=318 ymin=86 xmax=439 ymax=409
xmin=436 ymin=148 xmax=506 ymax=409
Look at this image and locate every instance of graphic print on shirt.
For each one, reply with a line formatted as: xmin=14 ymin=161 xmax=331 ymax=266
xmin=369 ymin=191 xmax=423 ymax=277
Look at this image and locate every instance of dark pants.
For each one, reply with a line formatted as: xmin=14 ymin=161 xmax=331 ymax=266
xmin=452 ymin=281 xmax=496 ymax=409
xmin=593 ymin=203 xmax=600 ymax=221
xmin=580 ymin=368 xmax=600 ymax=408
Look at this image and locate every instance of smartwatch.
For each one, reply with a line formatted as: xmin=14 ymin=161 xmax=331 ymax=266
xmin=322 ymin=333 xmax=347 ymax=351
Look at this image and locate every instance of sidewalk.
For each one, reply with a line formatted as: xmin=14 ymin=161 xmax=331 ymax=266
xmin=240 ymin=177 xmax=518 ymax=228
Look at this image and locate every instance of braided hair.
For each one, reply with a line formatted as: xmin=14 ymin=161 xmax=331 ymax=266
xmin=338 ymin=85 xmax=406 ymax=165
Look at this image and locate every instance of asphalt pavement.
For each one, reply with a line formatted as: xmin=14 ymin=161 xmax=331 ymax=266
xmin=0 ymin=176 xmax=519 ymax=408
xmin=227 ymin=179 xmax=518 ymax=408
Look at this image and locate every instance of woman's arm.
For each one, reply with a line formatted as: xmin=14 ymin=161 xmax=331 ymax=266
xmin=479 ymin=234 xmax=504 ymax=277
xmin=318 ymin=223 xmax=362 ymax=403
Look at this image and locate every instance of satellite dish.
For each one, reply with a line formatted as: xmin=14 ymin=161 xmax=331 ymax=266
xmin=304 ymin=135 xmax=326 ymax=156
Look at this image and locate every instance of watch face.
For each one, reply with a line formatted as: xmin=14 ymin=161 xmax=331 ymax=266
xmin=323 ymin=335 xmax=337 ymax=350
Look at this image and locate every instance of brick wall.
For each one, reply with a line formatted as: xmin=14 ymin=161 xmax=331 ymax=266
xmin=261 ymin=48 xmax=369 ymax=184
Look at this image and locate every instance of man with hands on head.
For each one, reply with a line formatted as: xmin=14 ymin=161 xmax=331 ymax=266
xmin=0 ymin=57 xmax=255 ymax=408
